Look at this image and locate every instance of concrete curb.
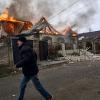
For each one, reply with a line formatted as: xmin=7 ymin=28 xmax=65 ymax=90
xmin=39 ymin=60 xmax=69 ymax=70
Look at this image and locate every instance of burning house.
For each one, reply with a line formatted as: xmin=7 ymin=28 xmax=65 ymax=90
xmin=0 ymin=8 xmax=33 ymax=37
xmin=0 ymin=10 xmax=64 ymax=61
xmin=0 ymin=8 xmax=78 ymax=62
xmin=63 ymin=26 xmax=78 ymax=50
xmin=24 ymin=17 xmax=66 ymax=60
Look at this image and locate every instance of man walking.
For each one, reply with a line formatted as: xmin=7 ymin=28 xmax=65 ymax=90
xmin=16 ymin=36 xmax=52 ymax=100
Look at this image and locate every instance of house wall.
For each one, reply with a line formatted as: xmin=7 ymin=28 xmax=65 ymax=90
xmin=79 ymin=38 xmax=100 ymax=54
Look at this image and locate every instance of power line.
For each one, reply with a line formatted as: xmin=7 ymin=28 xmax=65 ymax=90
xmin=48 ymin=1 xmax=96 ymax=29
xmin=48 ymin=0 xmax=81 ymax=21
xmin=48 ymin=0 xmax=95 ymax=22
xmin=48 ymin=3 xmax=85 ymax=25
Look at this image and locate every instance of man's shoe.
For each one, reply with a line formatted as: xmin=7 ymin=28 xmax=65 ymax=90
xmin=48 ymin=95 xmax=53 ymax=100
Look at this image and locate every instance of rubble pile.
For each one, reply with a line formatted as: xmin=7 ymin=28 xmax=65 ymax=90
xmin=65 ymin=49 xmax=100 ymax=62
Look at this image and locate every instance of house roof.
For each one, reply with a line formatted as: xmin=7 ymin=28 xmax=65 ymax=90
xmin=22 ymin=17 xmax=61 ymax=36
xmin=78 ymin=30 xmax=100 ymax=38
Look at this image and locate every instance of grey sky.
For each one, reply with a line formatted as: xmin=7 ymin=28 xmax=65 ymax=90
xmin=91 ymin=0 xmax=100 ymax=32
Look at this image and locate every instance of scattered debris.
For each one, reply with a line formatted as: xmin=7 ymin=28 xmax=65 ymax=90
xmin=12 ymin=94 xmax=16 ymax=97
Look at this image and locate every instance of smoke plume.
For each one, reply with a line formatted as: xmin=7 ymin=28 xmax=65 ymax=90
xmin=0 ymin=0 xmax=98 ymax=32
xmin=8 ymin=0 xmax=34 ymax=20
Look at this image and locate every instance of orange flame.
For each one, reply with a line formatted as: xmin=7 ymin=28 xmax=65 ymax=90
xmin=62 ymin=25 xmax=77 ymax=36
xmin=0 ymin=8 xmax=33 ymax=36
xmin=0 ymin=8 xmax=17 ymax=22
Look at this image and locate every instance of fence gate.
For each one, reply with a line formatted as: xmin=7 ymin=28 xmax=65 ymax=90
xmin=39 ymin=41 xmax=48 ymax=61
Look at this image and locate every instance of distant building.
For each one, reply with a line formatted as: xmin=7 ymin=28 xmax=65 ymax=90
xmin=78 ymin=30 xmax=100 ymax=54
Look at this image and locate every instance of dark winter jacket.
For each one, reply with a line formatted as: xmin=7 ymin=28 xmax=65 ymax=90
xmin=16 ymin=43 xmax=39 ymax=77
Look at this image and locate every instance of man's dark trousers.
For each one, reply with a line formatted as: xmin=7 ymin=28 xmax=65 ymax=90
xmin=18 ymin=75 xmax=51 ymax=100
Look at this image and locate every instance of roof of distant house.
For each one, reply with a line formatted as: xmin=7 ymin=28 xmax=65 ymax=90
xmin=78 ymin=30 xmax=100 ymax=38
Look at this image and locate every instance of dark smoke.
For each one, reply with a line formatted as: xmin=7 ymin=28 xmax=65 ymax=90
xmin=0 ymin=0 xmax=98 ymax=33
xmin=8 ymin=0 xmax=34 ymax=20
xmin=36 ymin=1 xmax=52 ymax=18
xmin=7 ymin=0 xmax=53 ymax=21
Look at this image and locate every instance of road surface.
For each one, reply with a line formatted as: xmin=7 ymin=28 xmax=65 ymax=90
xmin=0 ymin=61 xmax=100 ymax=100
